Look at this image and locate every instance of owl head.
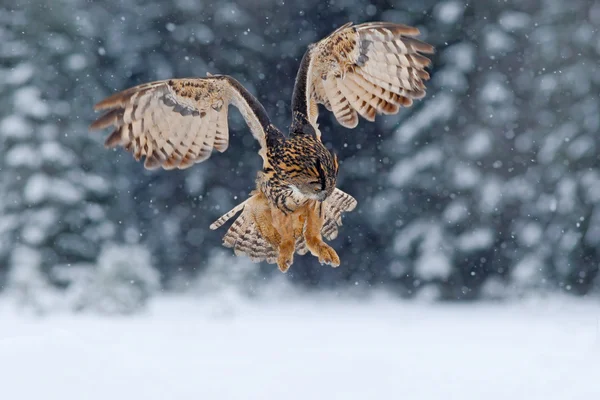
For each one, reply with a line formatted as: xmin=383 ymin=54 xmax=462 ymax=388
xmin=285 ymin=137 xmax=339 ymax=202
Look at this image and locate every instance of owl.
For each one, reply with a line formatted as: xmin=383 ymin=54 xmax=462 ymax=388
xmin=90 ymin=22 xmax=433 ymax=272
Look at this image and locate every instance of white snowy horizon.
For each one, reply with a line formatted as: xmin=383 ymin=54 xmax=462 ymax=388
xmin=1 ymin=293 xmax=598 ymax=400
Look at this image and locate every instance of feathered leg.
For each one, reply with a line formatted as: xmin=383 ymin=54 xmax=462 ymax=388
xmin=249 ymin=193 xmax=281 ymax=248
xmin=304 ymin=201 xmax=340 ymax=267
xmin=271 ymin=209 xmax=295 ymax=272
xmin=293 ymin=212 xmax=307 ymax=239
xmin=211 ymin=189 xmax=356 ymax=270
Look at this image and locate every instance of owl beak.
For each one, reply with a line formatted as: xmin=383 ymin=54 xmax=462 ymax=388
xmin=317 ymin=190 xmax=328 ymax=202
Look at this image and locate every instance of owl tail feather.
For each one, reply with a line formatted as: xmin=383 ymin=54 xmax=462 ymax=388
xmin=210 ymin=191 xmax=279 ymax=264
xmin=209 ymin=197 xmax=252 ymax=230
xmin=209 ymin=189 xmax=357 ymax=264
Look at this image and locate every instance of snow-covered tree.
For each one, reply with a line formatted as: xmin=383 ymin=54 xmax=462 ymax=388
xmin=54 ymin=244 xmax=159 ymax=314
xmin=0 ymin=2 xmax=153 ymax=304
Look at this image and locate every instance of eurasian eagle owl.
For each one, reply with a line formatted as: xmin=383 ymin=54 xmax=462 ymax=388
xmin=90 ymin=22 xmax=433 ymax=272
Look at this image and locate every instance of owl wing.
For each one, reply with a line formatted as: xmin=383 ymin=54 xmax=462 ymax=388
xmin=90 ymin=75 xmax=274 ymax=169
xmin=321 ymin=188 xmax=357 ymax=240
xmin=290 ymin=22 xmax=434 ymax=136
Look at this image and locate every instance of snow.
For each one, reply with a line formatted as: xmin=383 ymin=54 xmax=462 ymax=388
xmin=435 ymin=67 xmax=468 ymax=91
xmin=78 ymin=173 xmax=110 ymax=194
xmin=6 ymin=144 xmax=41 ymax=168
xmin=40 ymin=141 xmax=76 ymax=165
xmin=584 ymin=206 xmax=600 ymax=246
xmin=484 ymin=28 xmax=515 ymax=54
xmin=453 ymin=163 xmax=482 ymax=189
xmin=1 ymin=296 xmax=599 ymax=400
xmin=464 ymin=129 xmax=492 ymax=158
xmin=191 ymin=24 xmax=215 ymax=44
xmin=23 ymin=174 xmax=83 ymax=205
xmin=512 ymin=255 xmax=545 ymax=285
xmin=14 ymin=86 xmax=50 ymax=118
xmin=10 ymin=245 xmax=42 ymax=271
xmin=21 ymin=207 xmax=58 ymax=245
xmin=443 ymin=199 xmax=469 ymax=224
xmin=370 ymin=192 xmax=402 ymax=221
xmin=567 ymin=135 xmax=594 ymax=160
xmin=434 ymin=1 xmax=465 ymax=24
xmin=61 ymin=244 xmax=160 ymax=314
xmin=0 ymin=114 xmax=32 ymax=138
xmin=395 ymin=223 xmax=452 ymax=281
xmin=518 ymin=222 xmax=543 ymax=247
xmin=480 ymin=78 xmax=513 ymax=104
xmin=456 ymin=227 xmax=495 ymax=252
xmin=416 ymin=251 xmax=452 ymax=281
xmin=443 ymin=42 xmax=476 ymax=73
xmin=65 ymin=53 xmax=87 ymax=71
xmin=7 ymin=62 xmax=35 ymax=85
xmin=214 ymin=3 xmax=249 ymax=25
xmin=394 ymin=93 xmax=455 ymax=145
xmin=498 ymin=11 xmax=532 ymax=32
xmin=478 ymin=178 xmax=503 ymax=213
xmin=389 ymin=146 xmax=443 ymax=187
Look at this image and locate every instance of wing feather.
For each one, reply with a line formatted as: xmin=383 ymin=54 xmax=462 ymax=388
xmin=90 ymin=76 xmax=275 ymax=170
xmin=323 ymin=77 xmax=359 ymax=129
xmin=337 ymin=76 xmax=376 ymax=122
xmin=213 ymin=106 xmax=229 ymax=152
xmin=321 ymin=188 xmax=357 ymax=240
xmin=290 ymin=22 xmax=433 ymax=137
xmin=346 ymin=73 xmax=401 ymax=113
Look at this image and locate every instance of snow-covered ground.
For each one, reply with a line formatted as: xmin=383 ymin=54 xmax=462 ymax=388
xmin=1 ymin=295 xmax=599 ymax=400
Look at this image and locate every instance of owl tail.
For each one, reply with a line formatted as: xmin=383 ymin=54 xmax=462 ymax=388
xmin=209 ymin=192 xmax=279 ymax=264
xmin=209 ymin=189 xmax=357 ymax=264
xmin=209 ymin=197 xmax=252 ymax=230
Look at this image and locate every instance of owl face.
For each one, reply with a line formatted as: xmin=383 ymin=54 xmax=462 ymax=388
xmin=288 ymin=148 xmax=339 ymax=202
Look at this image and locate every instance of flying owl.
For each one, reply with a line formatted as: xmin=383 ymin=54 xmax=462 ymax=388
xmin=90 ymin=22 xmax=434 ymax=272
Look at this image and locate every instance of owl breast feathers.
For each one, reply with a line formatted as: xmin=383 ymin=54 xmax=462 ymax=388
xmin=90 ymin=21 xmax=433 ymax=272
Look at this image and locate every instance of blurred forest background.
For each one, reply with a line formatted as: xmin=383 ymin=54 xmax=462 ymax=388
xmin=1 ymin=0 xmax=599 ymax=313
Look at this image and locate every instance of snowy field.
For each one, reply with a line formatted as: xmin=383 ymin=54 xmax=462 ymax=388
xmin=1 ymin=295 xmax=599 ymax=400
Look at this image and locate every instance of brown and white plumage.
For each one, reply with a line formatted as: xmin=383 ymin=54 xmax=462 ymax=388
xmin=90 ymin=21 xmax=433 ymax=272
xmin=90 ymin=75 xmax=273 ymax=170
xmin=210 ymin=189 xmax=357 ymax=264
xmin=291 ymin=22 xmax=433 ymax=134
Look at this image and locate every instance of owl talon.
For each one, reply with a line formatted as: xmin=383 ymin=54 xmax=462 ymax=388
xmin=277 ymin=253 xmax=293 ymax=273
xmin=315 ymin=243 xmax=340 ymax=268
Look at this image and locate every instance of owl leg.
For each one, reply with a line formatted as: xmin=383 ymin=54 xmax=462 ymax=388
xmin=293 ymin=213 xmax=307 ymax=239
xmin=271 ymin=209 xmax=295 ymax=272
xmin=251 ymin=196 xmax=281 ymax=248
xmin=254 ymin=214 xmax=281 ymax=249
xmin=304 ymin=202 xmax=340 ymax=267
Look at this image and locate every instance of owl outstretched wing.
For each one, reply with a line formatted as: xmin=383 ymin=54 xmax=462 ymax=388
xmin=90 ymin=75 xmax=275 ymax=169
xmin=290 ymin=22 xmax=434 ymax=136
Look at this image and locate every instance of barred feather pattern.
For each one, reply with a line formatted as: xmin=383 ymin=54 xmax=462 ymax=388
xmin=224 ymin=211 xmax=279 ymax=264
xmin=89 ymin=75 xmax=271 ymax=170
xmin=211 ymin=188 xmax=357 ymax=264
xmin=321 ymin=188 xmax=357 ymax=240
xmin=297 ymin=22 xmax=434 ymax=132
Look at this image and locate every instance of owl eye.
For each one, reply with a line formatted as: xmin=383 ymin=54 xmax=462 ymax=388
xmin=313 ymin=186 xmax=321 ymax=192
